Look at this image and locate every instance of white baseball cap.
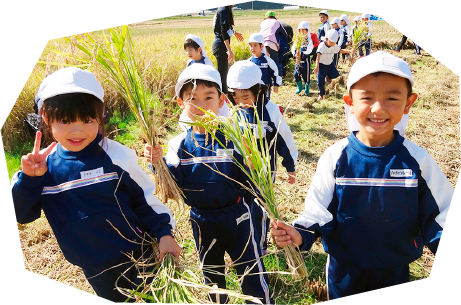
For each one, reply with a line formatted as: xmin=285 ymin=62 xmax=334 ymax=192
xmin=248 ymin=33 xmax=264 ymax=44
xmin=325 ymin=29 xmax=339 ymax=42
xmin=319 ymin=10 xmax=329 ymax=16
xmin=227 ymin=60 xmax=264 ymax=90
xmin=36 ymin=67 xmax=104 ymax=112
xmin=340 ymin=14 xmax=350 ymax=25
xmin=346 ymin=51 xmax=414 ymax=91
xmin=175 ymin=63 xmax=222 ymax=97
xmin=185 ymin=34 xmax=209 ymax=58
xmin=361 ymin=13 xmax=371 ymax=19
xmin=297 ymin=21 xmax=310 ymax=30
xmin=330 ymin=17 xmax=341 ymax=26
xmin=354 ymin=16 xmax=361 ymax=22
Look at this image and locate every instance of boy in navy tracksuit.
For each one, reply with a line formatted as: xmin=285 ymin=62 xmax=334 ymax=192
xmin=329 ymin=17 xmax=343 ymax=67
xmin=145 ymin=63 xmax=272 ymax=304
xmin=318 ymin=10 xmax=330 ymax=42
xmin=247 ymin=33 xmax=282 ymax=100
xmin=226 ymin=61 xmax=298 ymax=255
xmin=291 ymin=21 xmax=313 ymax=95
xmin=271 ymin=51 xmax=453 ymax=300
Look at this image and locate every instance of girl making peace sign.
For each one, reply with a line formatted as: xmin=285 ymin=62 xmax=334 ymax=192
xmin=11 ymin=67 xmax=180 ymax=302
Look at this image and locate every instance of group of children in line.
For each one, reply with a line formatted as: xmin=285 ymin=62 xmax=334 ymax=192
xmin=11 ymin=8 xmax=453 ymax=305
xmin=293 ymin=10 xmax=374 ymax=100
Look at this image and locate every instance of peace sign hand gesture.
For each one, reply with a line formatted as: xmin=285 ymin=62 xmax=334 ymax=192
xmin=21 ymin=131 xmax=57 ymax=177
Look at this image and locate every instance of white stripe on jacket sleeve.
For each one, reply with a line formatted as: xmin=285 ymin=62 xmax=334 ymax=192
xmin=293 ymin=138 xmax=349 ymax=229
xmin=266 ymin=100 xmax=298 ymax=168
xmin=264 ymin=55 xmax=282 ymax=86
xmin=403 ymin=140 xmax=454 ymax=228
xmin=104 ymin=138 xmax=176 ymax=229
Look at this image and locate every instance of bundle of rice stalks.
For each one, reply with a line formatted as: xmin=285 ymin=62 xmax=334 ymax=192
xmin=189 ymin=104 xmax=308 ymax=279
xmin=120 ymin=252 xmax=263 ymax=303
xmin=48 ymin=26 xmax=183 ymax=205
xmin=349 ymin=23 xmax=372 ymax=65
xmin=292 ymin=32 xmax=305 ymax=64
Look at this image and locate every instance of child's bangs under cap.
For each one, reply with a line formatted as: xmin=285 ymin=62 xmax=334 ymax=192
xmin=36 ymin=67 xmax=104 ymax=112
xmin=175 ymin=63 xmax=222 ymax=97
xmin=346 ymin=51 xmax=414 ymax=92
xmin=227 ymin=61 xmax=264 ymax=90
xmin=185 ymin=34 xmax=208 ymax=58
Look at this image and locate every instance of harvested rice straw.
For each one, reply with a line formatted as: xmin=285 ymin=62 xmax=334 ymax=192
xmin=109 ymin=173 xmax=261 ymax=304
xmin=189 ymin=104 xmax=308 ymax=279
xmin=349 ymin=23 xmax=372 ymax=65
xmin=292 ymin=32 xmax=305 ymax=64
xmin=119 ymin=250 xmax=263 ymax=303
xmin=59 ymin=25 xmax=183 ymax=205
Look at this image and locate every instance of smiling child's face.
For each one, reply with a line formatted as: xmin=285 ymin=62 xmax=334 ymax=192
xmin=343 ymin=73 xmax=418 ymax=147
xmin=46 ymin=117 xmax=99 ymax=152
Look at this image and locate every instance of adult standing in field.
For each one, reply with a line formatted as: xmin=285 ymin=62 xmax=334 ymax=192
xmin=213 ymin=5 xmax=243 ymax=94
xmin=260 ymin=11 xmax=288 ymax=78
xmin=278 ymin=20 xmax=293 ymax=79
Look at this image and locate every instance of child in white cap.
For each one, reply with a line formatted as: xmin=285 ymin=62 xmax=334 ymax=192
xmin=313 ymin=29 xmax=353 ymax=99
xmin=227 ymin=60 xmax=298 ymax=256
xmin=270 ymin=51 xmax=453 ymax=300
xmin=11 ymin=67 xmax=181 ymax=302
xmin=184 ymin=34 xmax=214 ymax=68
xmin=329 ymin=17 xmax=344 ymax=67
xmin=358 ymin=13 xmax=373 ymax=57
xmin=247 ymin=32 xmax=282 ymax=100
xmin=291 ymin=21 xmax=314 ymax=94
xmin=339 ymin=14 xmax=351 ymax=63
xmin=318 ymin=9 xmax=330 ymax=42
xmin=144 ymin=63 xmax=272 ymax=304
xmin=179 ymin=36 xmax=230 ymax=131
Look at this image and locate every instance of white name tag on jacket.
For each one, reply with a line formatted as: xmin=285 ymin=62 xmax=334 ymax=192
xmin=390 ymin=169 xmax=413 ymax=177
xmin=80 ymin=167 xmax=104 ymax=179
xmin=216 ymin=149 xmax=233 ymax=157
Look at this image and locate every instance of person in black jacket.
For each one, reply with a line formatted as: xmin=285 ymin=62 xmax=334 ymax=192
xmin=212 ymin=5 xmax=243 ymax=94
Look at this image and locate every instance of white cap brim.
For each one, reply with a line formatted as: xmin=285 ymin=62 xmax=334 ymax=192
xmin=36 ymin=67 xmax=104 ymax=112
xmin=346 ymin=51 xmax=414 ymax=92
xmin=175 ymin=63 xmax=222 ymax=97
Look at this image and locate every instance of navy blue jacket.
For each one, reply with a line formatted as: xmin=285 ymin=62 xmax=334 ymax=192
xmin=163 ymin=129 xmax=248 ymax=210
xmin=12 ymin=134 xmax=174 ymax=268
xmin=239 ymin=98 xmax=297 ymax=173
xmin=293 ymin=131 xmax=453 ymax=269
xmin=249 ymin=54 xmax=282 ymax=87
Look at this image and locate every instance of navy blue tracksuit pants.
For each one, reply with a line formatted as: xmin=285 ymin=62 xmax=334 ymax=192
xmin=82 ymin=246 xmax=156 ymax=302
xmin=294 ymin=58 xmax=311 ymax=85
xmin=317 ymin=63 xmax=340 ymax=97
xmin=358 ymin=38 xmax=372 ymax=56
xmin=190 ymin=202 xmax=272 ymax=304
xmin=245 ymin=192 xmax=270 ymax=252
xmin=326 ymin=255 xmax=410 ymax=300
